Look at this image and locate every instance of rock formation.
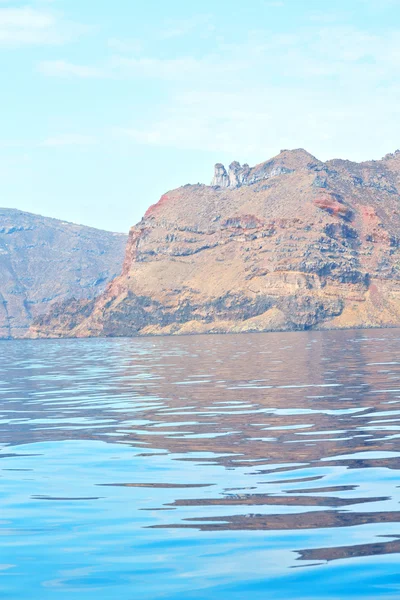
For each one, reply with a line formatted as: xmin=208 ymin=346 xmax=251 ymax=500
xmin=211 ymin=163 xmax=230 ymax=187
xmin=211 ymin=158 xmax=293 ymax=188
xmin=31 ymin=148 xmax=400 ymax=338
xmin=0 ymin=208 xmax=126 ymax=338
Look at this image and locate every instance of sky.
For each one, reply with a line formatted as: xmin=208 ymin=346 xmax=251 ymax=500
xmin=1 ymin=0 xmax=400 ymax=232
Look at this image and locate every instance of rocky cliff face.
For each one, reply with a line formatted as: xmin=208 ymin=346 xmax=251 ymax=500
xmin=0 ymin=208 xmax=126 ymax=338
xmin=31 ymin=148 xmax=400 ymax=338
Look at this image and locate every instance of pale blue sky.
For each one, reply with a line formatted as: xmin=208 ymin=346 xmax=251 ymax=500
xmin=1 ymin=0 xmax=400 ymax=232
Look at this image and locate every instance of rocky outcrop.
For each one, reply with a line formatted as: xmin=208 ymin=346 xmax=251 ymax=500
xmin=211 ymin=154 xmax=298 ymax=189
xmin=0 ymin=208 xmax=126 ymax=338
xmin=211 ymin=163 xmax=230 ymax=187
xmin=31 ymin=148 xmax=400 ymax=338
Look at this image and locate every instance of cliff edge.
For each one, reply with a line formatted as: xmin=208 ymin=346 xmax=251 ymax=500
xmin=31 ymin=148 xmax=400 ymax=337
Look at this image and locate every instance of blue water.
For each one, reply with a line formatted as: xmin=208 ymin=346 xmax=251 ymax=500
xmin=0 ymin=330 xmax=400 ymax=599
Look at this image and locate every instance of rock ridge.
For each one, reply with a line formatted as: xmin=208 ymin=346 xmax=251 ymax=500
xmin=30 ymin=147 xmax=400 ymax=338
xmin=0 ymin=208 xmax=126 ymax=338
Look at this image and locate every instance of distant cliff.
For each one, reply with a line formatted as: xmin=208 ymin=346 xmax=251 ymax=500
xmin=31 ymin=148 xmax=400 ymax=337
xmin=0 ymin=208 xmax=126 ymax=338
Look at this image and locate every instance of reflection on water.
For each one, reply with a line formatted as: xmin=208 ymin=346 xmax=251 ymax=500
xmin=1 ymin=330 xmax=400 ymax=599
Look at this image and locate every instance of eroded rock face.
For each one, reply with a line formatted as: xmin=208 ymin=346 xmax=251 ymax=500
xmin=0 ymin=209 xmax=126 ymax=338
xmin=211 ymin=163 xmax=230 ymax=187
xmin=211 ymin=154 xmax=298 ymax=189
xmin=31 ymin=148 xmax=400 ymax=338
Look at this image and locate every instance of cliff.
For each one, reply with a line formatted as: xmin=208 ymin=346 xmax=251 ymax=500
xmin=31 ymin=148 xmax=400 ymax=337
xmin=0 ymin=208 xmax=126 ymax=338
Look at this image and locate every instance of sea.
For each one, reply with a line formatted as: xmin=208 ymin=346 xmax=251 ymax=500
xmin=1 ymin=329 xmax=400 ymax=599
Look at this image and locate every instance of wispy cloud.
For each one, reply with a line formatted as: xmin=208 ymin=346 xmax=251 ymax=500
xmin=40 ymin=134 xmax=97 ymax=147
xmin=264 ymin=1 xmax=285 ymax=7
xmin=38 ymin=59 xmax=104 ymax=77
xmin=40 ymin=22 xmax=400 ymax=82
xmin=114 ymin=81 xmax=400 ymax=162
xmin=33 ymin=16 xmax=400 ymax=161
xmin=38 ymin=53 xmax=243 ymax=81
xmin=107 ymin=37 xmax=141 ymax=54
xmin=114 ymin=89 xmax=302 ymax=155
xmin=0 ymin=5 xmax=87 ymax=47
xmin=108 ymin=22 xmax=400 ymax=160
xmin=109 ymin=55 xmax=218 ymax=80
xmin=161 ymin=14 xmax=214 ymax=39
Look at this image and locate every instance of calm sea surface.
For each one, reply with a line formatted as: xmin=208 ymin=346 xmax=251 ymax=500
xmin=1 ymin=330 xmax=400 ymax=599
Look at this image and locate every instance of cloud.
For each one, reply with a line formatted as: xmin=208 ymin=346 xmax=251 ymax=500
xmin=113 ymin=89 xmax=302 ymax=155
xmin=0 ymin=5 xmax=86 ymax=46
xmin=114 ymin=81 xmax=400 ymax=162
xmin=46 ymin=22 xmax=400 ymax=83
xmin=109 ymin=55 xmax=212 ymax=80
xmin=38 ymin=53 xmax=243 ymax=81
xmin=160 ymin=14 xmax=214 ymax=39
xmin=109 ymin=22 xmax=400 ymax=161
xmin=35 ymin=18 xmax=400 ymax=162
xmin=107 ymin=37 xmax=141 ymax=53
xmin=40 ymin=134 xmax=97 ymax=147
xmin=363 ymin=0 xmax=400 ymax=8
xmin=38 ymin=59 xmax=104 ymax=77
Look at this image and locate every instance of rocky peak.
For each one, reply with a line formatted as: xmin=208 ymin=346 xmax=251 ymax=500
xmin=226 ymin=161 xmax=247 ymax=187
xmin=211 ymin=158 xmax=293 ymax=189
xmin=274 ymin=148 xmax=321 ymax=169
xmin=211 ymin=163 xmax=230 ymax=187
xmin=211 ymin=149 xmax=321 ymax=190
xmin=383 ymin=149 xmax=400 ymax=161
xmin=211 ymin=162 xmax=250 ymax=188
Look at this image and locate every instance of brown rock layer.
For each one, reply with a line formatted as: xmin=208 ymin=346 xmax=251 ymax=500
xmin=31 ymin=148 xmax=400 ymax=338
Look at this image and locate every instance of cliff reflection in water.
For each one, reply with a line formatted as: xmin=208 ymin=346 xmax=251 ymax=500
xmin=2 ymin=329 xmax=400 ymax=465
xmin=1 ymin=329 xmax=400 ymax=597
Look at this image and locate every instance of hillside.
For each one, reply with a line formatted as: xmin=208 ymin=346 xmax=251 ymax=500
xmin=0 ymin=208 xmax=126 ymax=338
xmin=31 ymin=148 xmax=400 ymax=337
